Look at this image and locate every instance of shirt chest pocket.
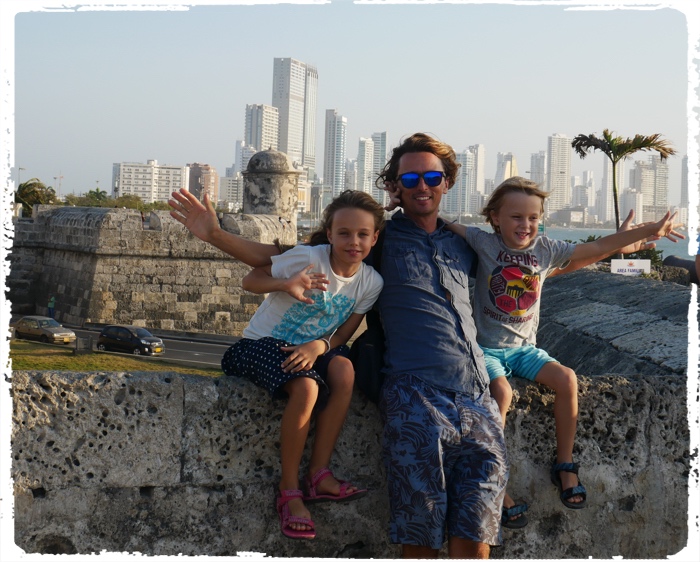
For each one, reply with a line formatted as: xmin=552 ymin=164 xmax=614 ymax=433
xmin=384 ymin=246 xmax=428 ymax=283
xmin=441 ymin=250 xmax=470 ymax=289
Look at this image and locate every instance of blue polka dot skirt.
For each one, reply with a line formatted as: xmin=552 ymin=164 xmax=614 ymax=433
xmin=221 ymin=337 xmax=350 ymax=409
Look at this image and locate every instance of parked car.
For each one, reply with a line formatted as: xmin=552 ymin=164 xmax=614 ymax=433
xmin=96 ymin=325 xmax=164 ymax=356
xmin=13 ymin=315 xmax=77 ymax=345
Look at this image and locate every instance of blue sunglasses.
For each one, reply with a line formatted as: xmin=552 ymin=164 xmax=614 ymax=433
xmin=397 ymin=171 xmax=446 ymax=189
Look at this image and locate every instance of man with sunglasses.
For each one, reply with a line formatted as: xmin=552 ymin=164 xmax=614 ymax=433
xmin=168 ymin=132 xmax=505 ymax=558
xmin=373 ymin=133 xmax=507 ymax=559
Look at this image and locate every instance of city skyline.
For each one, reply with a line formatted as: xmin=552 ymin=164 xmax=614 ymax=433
xmin=4 ymin=1 xmax=699 ymax=222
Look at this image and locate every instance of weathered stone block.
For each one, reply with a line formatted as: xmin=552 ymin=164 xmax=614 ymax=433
xmin=12 ymin=372 xmax=184 ymax=491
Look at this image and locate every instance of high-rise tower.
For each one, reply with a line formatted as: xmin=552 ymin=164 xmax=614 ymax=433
xmin=271 ymin=58 xmax=317 ymax=172
xmin=630 ymin=155 xmax=669 ymax=222
xmin=357 ymin=137 xmax=375 ymax=195
xmin=494 ymin=152 xmax=518 ymax=186
xmin=244 ymin=104 xmax=279 ymax=152
xmin=530 ymin=151 xmax=547 ymax=188
xmin=546 ymin=133 xmax=572 ymax=215
xmin=323 ymin=109 xmax=347 ymax=198
xmin=371 ymin=131 xmax=388 ymax=204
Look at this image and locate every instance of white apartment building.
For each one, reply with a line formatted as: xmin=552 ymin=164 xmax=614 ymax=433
xmin=494 ymin=152 xmax=518 ymax=187
xmin=112 ymin=160 xmax=188 ymax=203
xmin=272 ymin=58 xmax=318 ymax=170
xmin=371 ymin=131 xmax=388 ymax=204
xmin=245 ymin=104 xmax=279 ymax=152
xmin=571 ymin=184 xmax=589 ymax=208
xmin=582 ymin=170 xmax=596 ymax=208
xmin=546 ymin=134 xmax=572 ymax=215
xmin=621 ymin=189 xmax=644 ymax=223
xmin=219 ymin=175 xmax=243 ymax=212
xmin=442 ymin=149 xmax=474 ymax=217
xmin=323 ymin=109 xmax=347 ymax=198
xmin=530 ymin=151 xmax=547 ymax=188
xmin=231 ymin=141 xmax=258 ymax=176
xmin=357 ymin=137 xmax=374 ymax=195
xmin=303 ymin=65 xmax=318 ymax=174
xmin=630 ymin=155 xmax=669 ymax=222
xmin=468 ymin=144 xmax=486 ymax=196
xmin=344 ymin=159 xmax=358 ymax=193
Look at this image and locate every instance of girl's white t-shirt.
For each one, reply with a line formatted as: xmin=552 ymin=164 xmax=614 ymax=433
xmin=242 ymin=244 xmax=383 ymax=344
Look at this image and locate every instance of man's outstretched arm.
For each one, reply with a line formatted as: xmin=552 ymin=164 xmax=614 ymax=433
xmin=168 ymin=188 xmax=280 ymax=267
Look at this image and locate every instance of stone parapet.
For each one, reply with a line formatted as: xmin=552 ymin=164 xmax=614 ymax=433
xmin=10 ymin=370 xmax=689 ymax=558
xmin=8 ymin=270 xmax=694 ymax=558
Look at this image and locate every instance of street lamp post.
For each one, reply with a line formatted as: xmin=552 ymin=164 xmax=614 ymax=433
xmin=17 ymin=167 xmax=26 ymax=188
xmin=53 ymin=173 xmax=63 ymax=198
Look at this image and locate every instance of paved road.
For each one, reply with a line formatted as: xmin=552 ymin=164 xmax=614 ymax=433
xmin=72 ymin=328 xmax=235 ymax=368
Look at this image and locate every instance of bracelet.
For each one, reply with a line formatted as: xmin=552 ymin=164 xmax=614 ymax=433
xmin=319 ymin=338 xmax=331 ymax=354
xmin=319 ymin=328 xmax=337 ymax=355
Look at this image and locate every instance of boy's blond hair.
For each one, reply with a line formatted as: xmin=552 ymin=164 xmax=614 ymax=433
xmin=482 ymin=176 xmax=549 ymax=232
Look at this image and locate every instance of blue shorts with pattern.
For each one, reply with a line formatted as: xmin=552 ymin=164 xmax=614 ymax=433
xmin=221 ymin=337 xmax=350 ymax=409
xmin=481 ymin=344 xmax=558 ymax=382
xmin=380 ymin=373 xmax=508 ymax=549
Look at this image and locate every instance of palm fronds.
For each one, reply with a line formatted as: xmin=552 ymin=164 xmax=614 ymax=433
xmin=571 ymin=128 xmax=676 ymax=236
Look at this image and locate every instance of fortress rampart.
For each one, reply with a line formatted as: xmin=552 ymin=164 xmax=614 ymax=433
xmin=6 ymin=149 xmax=299 ymax=335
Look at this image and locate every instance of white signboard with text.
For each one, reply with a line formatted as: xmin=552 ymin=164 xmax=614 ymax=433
xmin=611 ymin=259 xmax=651 ymax=276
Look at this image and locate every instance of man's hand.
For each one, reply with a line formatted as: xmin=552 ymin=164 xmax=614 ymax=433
xmin=168 ymin=188 xmax=219 ymax=243
xmin=382 ymin=181 xmax=402 ymax=211
xmin=283 ymin=265 xmax=329 ymax=304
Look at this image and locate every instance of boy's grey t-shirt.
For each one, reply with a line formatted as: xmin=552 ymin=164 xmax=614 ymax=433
xmin=464 ymin=228 xmax=576 ymax=349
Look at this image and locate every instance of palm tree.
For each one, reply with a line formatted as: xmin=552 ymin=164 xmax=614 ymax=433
xmin=571 ymin=129 xmax=676 ymax=232
xmin=86 ymin=188 xmax=109 ymax=201
xmin=15 ymin=178 xmax=57 ymax=215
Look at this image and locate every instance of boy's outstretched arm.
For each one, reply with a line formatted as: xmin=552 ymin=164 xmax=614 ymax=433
xmin=168 ymin=188 xmax=280 ymax=267
xmin=552 ymin=210 xmax=685 ymax=276
xmin=242 ymin=265 xmax=329 ymax=304
xmin=569 ymin=210 xmax=681 ymax=264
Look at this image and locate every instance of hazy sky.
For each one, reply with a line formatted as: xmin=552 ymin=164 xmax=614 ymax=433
xmin=5 ymin=0 xmax=699 ymax=208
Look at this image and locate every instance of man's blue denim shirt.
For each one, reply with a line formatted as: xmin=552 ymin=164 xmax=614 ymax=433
xmin=375 ymin=211 xmax=490 ymax=397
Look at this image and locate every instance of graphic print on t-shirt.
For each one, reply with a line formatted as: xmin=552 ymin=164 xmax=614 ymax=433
xmin=271 ymin=292 xmax=355 ymax=344
xmin=487 ymin=264 xmax=540 ymax=317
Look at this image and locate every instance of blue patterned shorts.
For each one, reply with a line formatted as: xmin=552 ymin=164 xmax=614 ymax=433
xmin=221 ymin=337 xmax=350 ymax=409
xmin=380 ymin=373 xmax=508 ymax=549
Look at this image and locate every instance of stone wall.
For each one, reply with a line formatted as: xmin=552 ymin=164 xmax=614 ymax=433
xmin=6 ymin=206 xmax=298 ymax=334
xmin=9 ymin=270 xmax=694 ymax=559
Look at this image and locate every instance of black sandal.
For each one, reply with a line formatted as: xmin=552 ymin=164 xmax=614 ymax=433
xmin=501 ymin=502 xmax=529 ymax=529
xmin=550 ymin=462 xmax=587 ymax=509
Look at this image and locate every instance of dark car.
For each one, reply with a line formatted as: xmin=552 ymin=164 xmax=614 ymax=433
xmin=13 ymin=315 xmax=77 ymax=344
xmin=96 ymin=325 xmax=164 ymax=356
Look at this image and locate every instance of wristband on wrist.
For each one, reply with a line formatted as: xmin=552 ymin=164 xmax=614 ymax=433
xmin=318 ymin=338 xmax=330 ymax=354
xmin=319 ymin=328 xmax=337 ymax=355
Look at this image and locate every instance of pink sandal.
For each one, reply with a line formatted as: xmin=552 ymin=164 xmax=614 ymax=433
xmin=304 ymin=467 xmax=368 ymax=504
xmin=276 ymin=489 xmax=316 ymax=540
